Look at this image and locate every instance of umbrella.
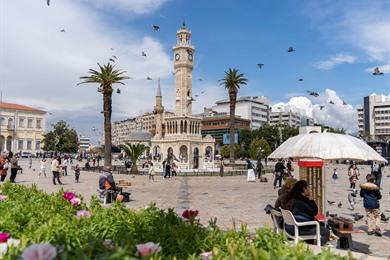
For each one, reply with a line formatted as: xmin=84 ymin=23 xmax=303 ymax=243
xmin=268 ymin=132 xmax=387 ymax=163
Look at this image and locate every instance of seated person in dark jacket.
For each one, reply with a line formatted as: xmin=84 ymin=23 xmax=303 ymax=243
xmin=99 ymin=166 xmax=122 ymax=200
xmin=284 ymin=180 xmax=330 ymax=246
xmin=274 ymin=178 xmax=297 ymax=209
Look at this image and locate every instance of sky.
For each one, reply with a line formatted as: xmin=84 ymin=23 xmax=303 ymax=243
xmin=1 ymin=0 xmax=389 ymax=143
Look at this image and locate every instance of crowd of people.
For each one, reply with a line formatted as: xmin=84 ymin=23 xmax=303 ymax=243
xmin=270 ymin=160 xmax=387 ymax=247
xmin=0 ymin=151 xmax=82 ymax=185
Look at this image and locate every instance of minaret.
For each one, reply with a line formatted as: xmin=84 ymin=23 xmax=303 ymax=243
xmin=154 ymin=78 xmax=164 ymax=138
xmin=173 ymin=22 xmax=195 ymax=116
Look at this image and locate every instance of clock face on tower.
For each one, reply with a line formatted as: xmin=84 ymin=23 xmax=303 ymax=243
xmin=175 ymin=53 xmax=180 ymax=61
xmin=188 ymin=53 xmax=193 ymax=61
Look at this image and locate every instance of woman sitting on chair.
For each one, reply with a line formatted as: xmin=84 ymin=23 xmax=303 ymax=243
xmin=284 ymin=180 xmax=330 ymax=245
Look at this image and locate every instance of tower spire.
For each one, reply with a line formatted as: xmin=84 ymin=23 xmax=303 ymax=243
xmin=156 ymin=78 xmax=162 ymax=97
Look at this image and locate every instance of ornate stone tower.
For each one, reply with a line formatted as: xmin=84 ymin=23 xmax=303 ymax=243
xmin=154 ymin=78 xmax=164 ymax=139
xmin=173 ymin=22 xmax=194 ymax=116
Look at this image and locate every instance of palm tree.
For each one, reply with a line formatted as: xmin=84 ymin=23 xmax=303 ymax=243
xmin=78 ymin=63 xmax=130 ymax=167
xmin=219 ymin=68 xmax=248 ymax=163
xmin=119 ymin=143 xmax=148 ymax=175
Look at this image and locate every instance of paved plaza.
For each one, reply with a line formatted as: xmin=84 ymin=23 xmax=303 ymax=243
xmin=4 ymin=159 xmax=390 ymax=258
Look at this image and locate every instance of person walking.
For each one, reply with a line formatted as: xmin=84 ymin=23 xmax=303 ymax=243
xmin=219 ymin=159 xmax=224 ymax=177
xmin=171 ymin=163 xmax=177 ymax=178
xmin=10 ymin=154 xmax=19 ymax=183
xmin=256 ymin=156 xmax=263 ymax=179
xmin=148 ymin=162 xmax=155 ymax=182
xmin=331 ymin=168 xmax=338 ymax=184
xmin=164 ymin=162 xmax=171 ymax=179
xmin=348 ymin=164 xmax=360 ymax=191
xmin=62 ymin=157 xmax=69 ymax=176
xmin=371 ymin=162 xmax=383 ymax=188
xmin=360 ymin=174 xmax=382 ymax=236
xmin=74 ymin=164 xmax=80 ymax=183
xmin=0 ymin=155 xmax=9 ymax=182
xmin=39 ymin=159 xmax=47 ymax=178
xmin=28 ymin=157 xmax=32 ymax=169
xmin=274 ymin=159 xmax=285 ymax=189
xmin=51 ymin=156 xmax=63 ymax=185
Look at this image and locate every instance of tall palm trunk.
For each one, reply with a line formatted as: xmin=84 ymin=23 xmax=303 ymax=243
xmin=103 ymin=91 xmax=112 ymax=167
xmin=229 ymin=90 xmax=236 ymax=163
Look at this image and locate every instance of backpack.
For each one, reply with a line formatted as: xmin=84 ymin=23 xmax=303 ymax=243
xmin=99 ymin=175 xmax=107 ymax=189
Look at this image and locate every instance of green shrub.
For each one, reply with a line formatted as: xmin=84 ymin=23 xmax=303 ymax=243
xmin=0 ymin=182 xmax=354 ymax=259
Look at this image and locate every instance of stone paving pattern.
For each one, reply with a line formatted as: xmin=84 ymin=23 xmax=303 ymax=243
xmin=4 ymin=159 xmax=390 ymax=258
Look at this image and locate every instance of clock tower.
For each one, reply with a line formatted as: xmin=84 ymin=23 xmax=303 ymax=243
xmin=173 ymin=22 xmax=195 ymax=116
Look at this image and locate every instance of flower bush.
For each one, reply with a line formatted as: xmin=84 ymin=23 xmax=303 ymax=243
xmin=0 ymin=182 xmax=354 ymax=259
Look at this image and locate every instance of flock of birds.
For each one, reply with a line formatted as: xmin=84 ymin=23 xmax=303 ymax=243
xmin=47 ymin=0 xmax=385 ymax=103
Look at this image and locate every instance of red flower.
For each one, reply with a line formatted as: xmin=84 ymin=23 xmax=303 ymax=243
xmin=182 ymin=209 xmax=199 ymax=219
xmin=63 ymin=192 xmax=75 ymax=201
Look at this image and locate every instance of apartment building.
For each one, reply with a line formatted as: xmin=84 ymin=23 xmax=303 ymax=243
xmin=269 ymin=111 xmax=301 ymax=128
xmin=211 ymin=96 xmax=269 ymax=129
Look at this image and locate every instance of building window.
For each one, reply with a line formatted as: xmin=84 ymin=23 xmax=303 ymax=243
xmin=36 ymin=119 xmax=42 ymax=129
xmin=18 ymin=140 xmax=24 ymax=150
xmin=19 ymin=118 xmax=25 ymax=127
xmin=27 ymin=118 xmax=33 ymax=128
xmin=27 ymin=140 xmax=32 ymax=150
xmin=35 ymin=140 xmax=41 ymax=151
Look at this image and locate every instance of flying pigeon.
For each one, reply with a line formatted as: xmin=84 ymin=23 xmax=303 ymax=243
xmin=112 ymin=55 xmax=118 ymax=60
xmin=287 ymin=46 xmax=296 ymax=52
xmin=327 ymin=200 xmax=335 ymax=205
xmin=116 ymin=89 xmax=121 ymax=94
xmin=337 ymin=202 xmax=342 ymax=208
xmin=201 ymin=91 xmax=205 ymax=94
xmin=343 ymin=100 xmax=348 ymax=105
xmin=47 ymin=0 xmax=50 ymax=6
xmin=60 ymin=29 xmax=66 ymax=33
xmin=146 ymin=77 xmax=152 ymax=80
xmin=329 ymin=100 xmax=335 ymax=105
xmin=198 ymin=78 xmax=203 ymax=81
xmin=109 ymin=58 xmax=115 ymax=63
xmin=320 ymin=105 xmax=325 ymax=110
xmin=152 ymin=25 xmax=160 ymax=32
xmin=307 ymin=90 xmax=319 ymax=97
xmin=298 ymin=78 xmax=303 ymax=82
xmin=373 ymin=67 xmax=384 ymax=75
xmin=142 ymin=51 xmax=147 ymax=57
xmin=194 ymin=94 xmax=199 ymax=97
xmin=257 ymin=64 xmax=264 ymax=70
xmin=110 ymin=48 xmax=114 ymax=51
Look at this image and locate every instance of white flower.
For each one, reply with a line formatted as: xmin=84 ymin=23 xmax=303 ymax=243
xmin=21 ymin=243 xmax=57 ymax=260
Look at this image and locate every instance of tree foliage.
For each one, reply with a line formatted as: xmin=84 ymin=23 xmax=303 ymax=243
xmin=220 ymin=145 xmax=243 ymax=159
xmin=249 ymin=138 xmax=272 ymax=159
xmin=314 ymin=123 xmax=346 ymax=134
xmin=119 ymin=143 xmax=148 ymax=174
xmin=43 ymin=120 xmax=78 ymax=153
xmin=239 ymin=124 xmax=299 ymax=157
xmin=78 ymin=62 xmax=130 ymax=167
xmin=219 ymin=68 xmax=248 ymax=163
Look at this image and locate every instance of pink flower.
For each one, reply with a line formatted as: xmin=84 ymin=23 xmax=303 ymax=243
xmin=0 ymin=233 xmax=10 ymax=243
xmin=0 ymin=195 xmax=8 ymax=201
xmin=136 ymin=242 xmax=161 ymax=257
xmin=63 ymin=192 xmax=75 ymax=201
xmin=116 ymin=194 xmax=124 ymax=202
xmin=21 ymin=243 xmax=57 ymax=260
xmin=200 ymin=251 xmax=212 ymax=260
xmin=76 ymin=210 xmax=90 ymax=218
xmin=70 ymin=197 xmax=80 ymax=206
xmin=182 ymin=209 xmax=199 ymax=219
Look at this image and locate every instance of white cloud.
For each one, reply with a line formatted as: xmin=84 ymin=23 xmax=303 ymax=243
xmin=0 ymin=0 xmax=172 ymax=142
xmin=271 ymin=89 xmax=357 ymax=132
xmin=81 ymin=0 xmax=169 ymax=14
xmin=314 ymin=54 xmax=356 ymax=70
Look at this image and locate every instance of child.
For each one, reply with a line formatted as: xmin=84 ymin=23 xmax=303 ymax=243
xmin=360 ymin=174 xmax=382 ymax=236
xmin=148 ymin=163 xmax=155 ymax=182
xmin=75 ymin=164 xmax=80 ymax=183
xmin=332 ymin=168 xmax=338 ymax=184
xmin=39 ymin=159 xmax=47 ymax=178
